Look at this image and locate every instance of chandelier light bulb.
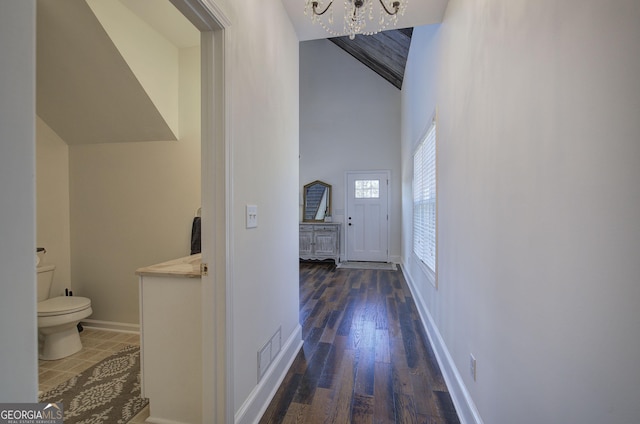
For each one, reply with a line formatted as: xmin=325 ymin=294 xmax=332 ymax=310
xmin=306 ymin=0 xmax=407 ymax=39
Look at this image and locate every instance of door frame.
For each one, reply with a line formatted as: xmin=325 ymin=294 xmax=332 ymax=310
xmin=169 ymin=1 xmax=231 ymax=422
xmin=344 ymin=170 xmax=391 ymax=263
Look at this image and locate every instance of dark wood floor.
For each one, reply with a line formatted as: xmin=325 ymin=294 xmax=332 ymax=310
xmin=259 ymin=262 xmax=460 ymax=424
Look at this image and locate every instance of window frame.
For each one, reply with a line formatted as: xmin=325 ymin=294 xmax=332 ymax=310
xmin=412 ymin=115 xmax=438 ymax=288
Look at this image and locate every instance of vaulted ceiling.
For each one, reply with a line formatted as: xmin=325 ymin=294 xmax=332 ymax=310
xmin=281 ymin=0 xmax=448 ymax=90
xmin=281 ymin=0 xmax=448 ymax=41
xmin=329 ymin=28 xmax=413 ymax=89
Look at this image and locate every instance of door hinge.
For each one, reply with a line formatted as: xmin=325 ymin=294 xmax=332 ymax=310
xmin=200 ymin=262 xmax=209 ymax=276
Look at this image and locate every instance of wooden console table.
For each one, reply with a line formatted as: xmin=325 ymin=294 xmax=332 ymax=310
xmin=299 ymin=222 xmax=341 ymax=265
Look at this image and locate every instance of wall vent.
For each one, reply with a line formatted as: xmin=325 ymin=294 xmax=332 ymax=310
xmin=257 ymin=326 xmax=282 ymax=382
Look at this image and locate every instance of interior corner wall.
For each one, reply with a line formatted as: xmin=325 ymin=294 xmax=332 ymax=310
xmin=401 ymin=1 xmax=640 ymax=423
xmin=68 ymin=45 xmax=201 ymax=325
xmin=208 ymin=0 xmax=301 ymax=420
xmin=36 ymin=117 xmax=71 ymax=297
xmin=299 ymin=39 xmax=402 ymax=261
xmin=0 ymin=0 xmax=38 ymax=402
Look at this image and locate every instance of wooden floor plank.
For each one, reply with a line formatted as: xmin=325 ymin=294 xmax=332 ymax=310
xmin=326 ymin=349 xmax=356 ymax=423
xmin=373 ymin=361 xmax=394 ymax=423
xmin=258 ymin=262 xmax=460 ymax=424
xmin=292 ymin=342 xmax=333 ymax=404
xmin=394 ymin=392 xmax=418 ymax=424
xmin=281 ymin=402 xmax=310 ymax=424
xmin=375 ymin=329 xmax=390 ymax=363
xmin=354 ymin=345 xmax=375 ymax=397
xmin=307 ymin=387 xmax=334 ymax=424
xmin=351 ymin=393 xmax=374 ymax=424
xmin=318 ymin=335 xmax=347 ymax=390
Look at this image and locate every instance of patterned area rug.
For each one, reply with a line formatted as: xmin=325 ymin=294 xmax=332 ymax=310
xmin=336 ymin=261 xmax=397 ymax=270
xmin=39 ymin=345 xmax=148 ymax=424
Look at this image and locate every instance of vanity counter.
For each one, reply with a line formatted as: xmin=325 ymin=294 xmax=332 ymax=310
xmin=135 ymin=253 xmax=201 ymax=278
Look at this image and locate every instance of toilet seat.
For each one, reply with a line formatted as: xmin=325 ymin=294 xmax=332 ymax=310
xmin=38 ymin=296 xmax=91 ymax=317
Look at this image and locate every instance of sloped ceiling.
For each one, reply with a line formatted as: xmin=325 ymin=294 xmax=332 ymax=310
xmin=329 ymin=28 xmax=413 ymax=89
xmin=36 ymin=0 xmax=177 ymax=144
xmin=282 ymin=1 xmax=448 ymax=90
xmin=281 ymin=0 xmax=448 ymax=41
xmin=119 ymin=0 xmax=198 ymax=49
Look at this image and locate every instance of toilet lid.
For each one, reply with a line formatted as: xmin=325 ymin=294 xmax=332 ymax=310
xmin=38 ymin=296 xmax=91 ymax=316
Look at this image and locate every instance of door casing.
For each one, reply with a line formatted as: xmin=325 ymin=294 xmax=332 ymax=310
xmin=170 ymin=1 xmax=231 ymax=422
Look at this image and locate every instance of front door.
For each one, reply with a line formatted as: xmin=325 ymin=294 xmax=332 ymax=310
xmin=345 ymin=171 xmax=390 ymax=262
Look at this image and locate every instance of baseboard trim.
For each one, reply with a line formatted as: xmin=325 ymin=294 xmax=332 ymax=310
xmin=145 ymin=417 xmax=188 ymax=424
xmin=81 ymin=319 xmax=140 ymax=334
xmin=235 ymin=324 xmax=303 ymax=424
xmin=144 ymin=417 xmax=186 ymax=424
xmin=400 ymin=263 xmax=484 ymax=424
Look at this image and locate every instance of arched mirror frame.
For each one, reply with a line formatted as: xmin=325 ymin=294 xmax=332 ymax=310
xmin=303 ymin=180 xmax=332 ymax=222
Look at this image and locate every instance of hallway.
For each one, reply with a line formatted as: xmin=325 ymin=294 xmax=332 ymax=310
xmin=260 ymin=262 xmax=460 ymax=423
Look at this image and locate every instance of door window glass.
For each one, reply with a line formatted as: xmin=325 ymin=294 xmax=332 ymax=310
xmin=355 ymin=180 xmax=380 ymax=198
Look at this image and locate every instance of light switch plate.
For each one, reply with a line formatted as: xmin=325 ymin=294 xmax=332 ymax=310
xmin=246 ymin=205 xmax=258 ymax=228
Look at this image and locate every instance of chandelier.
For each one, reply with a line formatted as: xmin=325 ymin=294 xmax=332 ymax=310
xmin=304 ymin=0 xmax=407 ymax=40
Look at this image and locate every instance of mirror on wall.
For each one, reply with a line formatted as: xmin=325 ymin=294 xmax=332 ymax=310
xmin=303 ymin=180 xmax=331 ymax=222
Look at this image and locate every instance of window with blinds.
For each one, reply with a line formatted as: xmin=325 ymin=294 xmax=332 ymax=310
xmin=413 ymin=120 xmax=436 ymax=273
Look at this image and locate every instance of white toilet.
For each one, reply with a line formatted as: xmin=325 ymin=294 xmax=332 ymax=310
xmin=37 ymin=264 xmax=93 ymax=360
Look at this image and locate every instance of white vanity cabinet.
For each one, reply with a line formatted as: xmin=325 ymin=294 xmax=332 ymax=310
xmin=299 ymin=222 xmax=341 ymax=264
xmin=136 ymin=254 xmax=202 ymax=424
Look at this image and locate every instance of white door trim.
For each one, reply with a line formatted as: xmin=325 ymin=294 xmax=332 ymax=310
xmin=170 ymin=1 xmax=231 ymax=422
xmin=344 ymin=170 xmax=391 ymax=263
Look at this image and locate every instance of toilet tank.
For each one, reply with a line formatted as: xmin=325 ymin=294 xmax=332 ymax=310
xmin=36 ymin=264 xmax=56 ymax=302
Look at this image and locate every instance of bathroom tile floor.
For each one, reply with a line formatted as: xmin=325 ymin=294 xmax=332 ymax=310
xmin=38 ymin=327 xmax=150 ymax=423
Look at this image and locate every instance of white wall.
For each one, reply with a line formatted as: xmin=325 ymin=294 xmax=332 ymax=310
xmin=401 ymin=1 xmax=640 ymax=423
xmin=215 ymin=0 xmax=301 ymax=419
xmin=0 ymin=0 xmax=38 ymax=402
xmin=36 ymin=117 xmax=71 ymax=297
xmin=300 ymin=39 xmax=402 ymax=261
xmin=67 ymin=46 xmax=200 ymax=325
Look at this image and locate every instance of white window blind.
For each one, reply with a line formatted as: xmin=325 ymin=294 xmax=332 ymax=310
xmin=413 ymin=120 xmax=436 ymax=272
